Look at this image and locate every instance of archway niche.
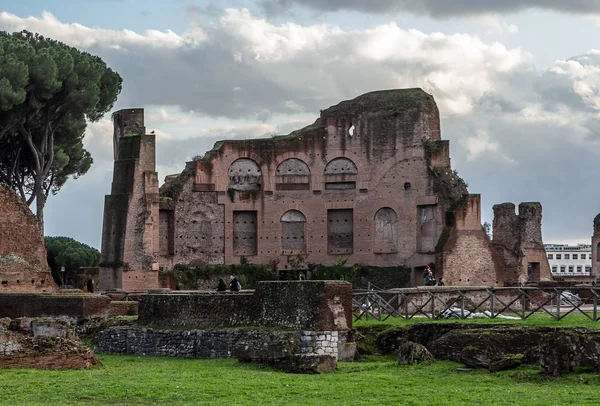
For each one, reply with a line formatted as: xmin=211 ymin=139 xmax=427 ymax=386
xmin=228 ymin=158 xmax=262 ymax=192
xmin=374 ymin=207 xmax=398 ymax=253
xmin=324 ymin=157 xmax=357 ymax=190
xmin=281 ymin=210 xmax=306 ymax=251
xmin=275 ymin=158 xmax=310 ymax=191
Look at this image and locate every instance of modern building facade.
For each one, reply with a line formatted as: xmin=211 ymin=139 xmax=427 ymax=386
xmin=545 ymin=244 xmax=592 ymax=279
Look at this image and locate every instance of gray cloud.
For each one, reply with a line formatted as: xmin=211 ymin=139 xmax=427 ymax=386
xmin=262 ymin=0 xmax=600 ymax=18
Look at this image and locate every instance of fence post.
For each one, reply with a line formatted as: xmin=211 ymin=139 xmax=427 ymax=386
xmin=490 ymin=290 xmax=495 ymax=318
xmin=556 ymin=289 xmax=561 ymax=320
xmin=521 ymin=289 xmax=526 ymax=319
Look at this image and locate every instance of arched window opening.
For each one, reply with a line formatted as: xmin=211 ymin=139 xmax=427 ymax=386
xmin=324 ymin=157 xmax=358 ymax=175
xmin=281 ymin=210 xmax=306 ymax=251
xmin=324 ymin=157 xmax=357 ymax=189
xmin=228 ymin=158 xmax=262 ymax=192
xmin=276 ymin=158 xmax=310 ymax=191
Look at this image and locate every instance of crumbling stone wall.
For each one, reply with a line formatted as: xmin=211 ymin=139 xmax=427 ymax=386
xmin=492 ymin=202 xmax=552 ymax=285
xmin=0 ymin=184 xmax=57 ymax=293
xmin=0 ymin=317 xmax=99 ymax=369
xmin=440 ymin=195 xmax=504 ymax=286
xmin=95 ymin=327 xmax=340 ymax=373
xmin=95 ymin=328 xmax=338 ymax=359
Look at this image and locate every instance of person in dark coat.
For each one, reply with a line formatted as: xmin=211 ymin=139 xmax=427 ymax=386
xmin=216 ymin=278 xmax=227 ymax=292
xmin=86 ymin=279 xmax=94 ymax=293
xmin=230 ymin=277 xmax=241 ymax=292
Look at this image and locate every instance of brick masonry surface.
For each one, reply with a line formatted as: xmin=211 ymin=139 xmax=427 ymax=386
xmin=0 ymin=184 xmax=57 ymax=293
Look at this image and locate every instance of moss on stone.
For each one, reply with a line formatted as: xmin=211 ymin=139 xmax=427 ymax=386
xmin=159 ymin=163 xmax=195 ymax=199
xmin=320 ymin=88 xmax=434 ymax=119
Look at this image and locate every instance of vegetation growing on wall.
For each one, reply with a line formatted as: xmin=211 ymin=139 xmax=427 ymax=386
xmin=166 ymin=261 xmax=276 ymax=290
xmin=429 ymin=166 xmax=469 ymax=211
xmin=309 ymin=264 xmax=411 ymax=289
xmin=159 ymin=163 xmax=195 ymax=199
xmin=320 ymin=88 xmax=434 ymax=119
xmin=162 ymin=261 xmax=412 ymax=290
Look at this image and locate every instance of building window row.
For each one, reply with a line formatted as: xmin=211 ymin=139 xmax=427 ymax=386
xmin=548 ymin=253 xmax=590 ymax=260
xmin=551 ymin=265 xmax=592 ymax=274
xmin=232 ymin=207 xmax=398 ymax=255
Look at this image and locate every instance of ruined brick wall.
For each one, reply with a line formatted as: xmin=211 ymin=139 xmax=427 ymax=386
xmin=592 ymin=214 xmax=600 ymax=281
xmin=0 ymin=184 xmax=57 ymax=293
xmin=0 ymin=294 xmax=112 ymax=319
xmin=158 ymin=89 xmax=456 ymax=274
xmin=99 ymin=109 xmax=160 ymax=291
xmin=0 ymin=318 xmax=99 ymax=370
xmin=440 ymin=195 xmax=504 ymax=286
xmin=138 ymin=280 xmax=352 ymax=330
xmin=492 ymin=202 xmax=553 ymax=285
xmin=158 ymin=172 xmax=225 ymax=269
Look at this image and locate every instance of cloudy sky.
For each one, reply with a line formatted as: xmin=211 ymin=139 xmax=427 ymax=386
xmin=1 ymin=0 xmax=599 ymax=249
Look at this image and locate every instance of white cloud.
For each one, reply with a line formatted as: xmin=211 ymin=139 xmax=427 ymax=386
xmin=551 ymin=50 xmax=600 ymax=111
xmin=0 ymin=9 xmax=532 ymax=116
xmin=0 ymin=11 xmax=207 ymax=51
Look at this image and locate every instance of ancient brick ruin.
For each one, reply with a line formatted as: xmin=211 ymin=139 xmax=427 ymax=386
xmin=0 ymin=184 xmax=57 ymax=293
xmin=95 ymin=280 xmax=354 ymax=373
xmin=99 ymin=109 xmax=160 ymax=291
xmin=0 ymin=317 xmax=99 ymax=370
xmin=491 ymin=202 xmax=552 ymax=285
xmin=99 ymin=88 xmax=552 ymax=291
xmin=439 ymin=196 xmax=552 ymax=286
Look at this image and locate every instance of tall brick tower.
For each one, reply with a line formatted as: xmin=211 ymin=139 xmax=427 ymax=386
xmin=592 ymin=214 xmax=600 ymax=282
xmin=99 ymin=109 xmax=160 ymax=291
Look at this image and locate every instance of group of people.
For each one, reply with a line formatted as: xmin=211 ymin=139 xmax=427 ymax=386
xmin=216 ymin=276 xmax=242 ymax=292
xmin=424 ymin=265 xmax=444 ymax=286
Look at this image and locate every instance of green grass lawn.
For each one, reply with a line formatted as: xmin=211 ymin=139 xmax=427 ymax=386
xmin=1 ymin=355 xmax=600 ymax=405
xmin=354 ymin=312 xmax=600 ymax=329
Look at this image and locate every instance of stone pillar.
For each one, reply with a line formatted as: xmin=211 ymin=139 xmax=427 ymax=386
xmin=99 ymin=109 xmax=160 ymax=291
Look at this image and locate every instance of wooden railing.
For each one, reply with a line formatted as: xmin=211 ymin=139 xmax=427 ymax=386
xmin=352 ymin=286 xmax=600 ymax=322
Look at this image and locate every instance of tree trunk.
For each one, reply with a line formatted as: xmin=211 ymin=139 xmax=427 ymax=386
xmin=35 ymin=184 xmax=46 ymax=235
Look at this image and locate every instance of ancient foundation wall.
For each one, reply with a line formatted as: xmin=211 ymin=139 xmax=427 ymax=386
xmin=95 ymin=327 xmax=339 ymax=359
xmin=0 ymin=294 xmax=135 ymax=320
xmin=138 ymin=281 xmax=352 ymax=330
